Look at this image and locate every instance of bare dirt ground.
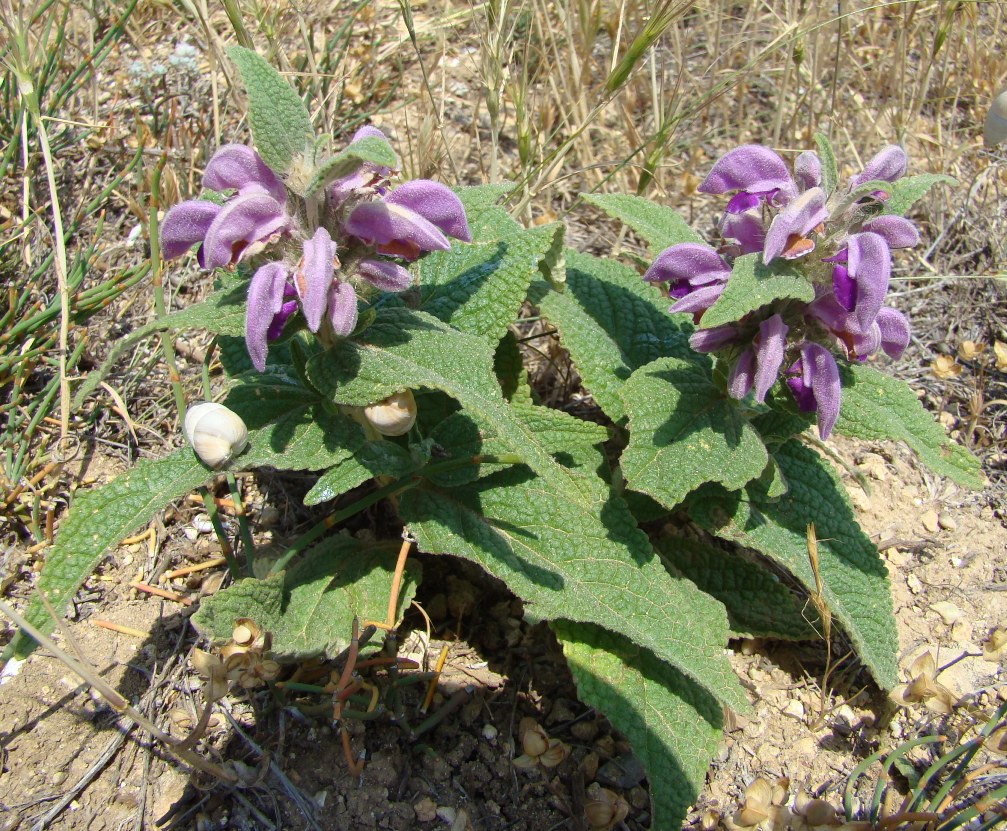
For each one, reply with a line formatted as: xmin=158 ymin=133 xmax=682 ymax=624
xmin=2 ymin=3 xmax=1006 ymax=830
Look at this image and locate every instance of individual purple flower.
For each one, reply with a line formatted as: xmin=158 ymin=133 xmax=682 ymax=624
xmin=643 ymin=243 xmax=731 ymax=319
xmin=327 ymin=280 xmax=358 ymax=337
xmin=785 ymin=342 xmax=841 ymax=439
xmin=848 ymin=145 xmax=907 ymax=189
xmin=698 ymin=145 xmax=798 ymax=204
xmin=689 ymin=324 xmax=740 ymax=353
xmin=161 ymin=144 xmax=289 ymax=268
xmin=344 ymin=180 xmax=470 ymax=260
xmin=296 ymin=227 xmax=337 ymax=332
xmin=762 ymin=187 xmax=828 ymax=263
xmin=726 ymin=314 xmax=789 ymax=403
xmin=246 ymin=262 xmax=291 ymax=372
xmin=827 ymin=231 xmax=891 ymax=330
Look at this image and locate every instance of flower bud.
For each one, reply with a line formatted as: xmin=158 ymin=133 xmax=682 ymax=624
xmin=363 ymin=390 xmax=416 ymax=436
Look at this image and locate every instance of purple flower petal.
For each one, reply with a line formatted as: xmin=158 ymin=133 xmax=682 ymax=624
xmin=847 ymin=231 xmax=891 ymax=330
xmin=245 ymin=262 xmax=289 ymax=372
xmin=698 ymin=145 xmax=798 ymax=200
xmin=725 ymin=191 xmax=762 ymax=213
xmin=203 ymin=144 xmax=286 ymax=204
xmin=689 ymin=325 xmax=740 ymax=353
xmin=876 ymin=307 xmax=910 ymax=359
xmin=853 ymin=323 xmax=882 ymax=359
xmin=297 ymin=227 xmax=336 ymax=332
xmin=728 ymin=349 xmax=756 ymax=400
xmin=794 ymin=151 xmax=822 ymax=191
xmin=160 ymin=200 xmax=221 ymax=261
xmin=644 ymin=242 xmax=730 ymax=285
xmin=753 ymin=314 xmax=788 ymax=402
xmin=344 ymin=201 xmax=451 ymax=259
xmin=668 ymin=283 xmax=725 ymax=315
xmin=357 ymin=259 xmax=413 ymax=292
xmin=849 ymin=145 xmax=907 ymax=188
xmin=384 ymin=180 xmax=471 ymax=242
xmin=202 ymin=193 xmax=288 ymax=269
xmin=860 ymin=215 xmax=920 ymax=249
xmin=351 ymin=125 xmax=389 ymax=142
xmin=327 ymin=280 xmax=358 ymax=336
xmin=787 ymin=342 xmax=841 ymax=439
xmin=720 ymin=208 xmax=766 ymax=255
xmin=266 ymin=299 xmax=298 ymax=341
xmin=763 ymin=187 xmax=828 ymax=263
xmin=832 ymin=264 xmax=857 ymax=312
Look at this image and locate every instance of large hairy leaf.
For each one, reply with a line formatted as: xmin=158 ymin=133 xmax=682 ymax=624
xmin=6 ymin=381 xmax=363 ymax=660
xmin=553 ymin=621 xmax=723 ymax=831
xmin=533 ymin=250 xmax=694 ymax=420
xmin=416 ymin=223 xmax=562 ymax=345
xmin=226 ymin=46 xmax=313 ymax=175
xmin=581 ymin=193 xmax=705 ymax=251
xmin=835 ymin=363 xmax=981 ymax=488
xmin=192 ymin=537 xmax=418 ymax=659
xmin=621 ymin=357 xmax=769 ymax=510
xmin=656 ymin=538 xmax=815 ymax=640
xmin=400 ymin=468 xmax=747 ymax=713
xmin=701 ymin=253 xmax=814 ymax=329
xmin=690 ymin=440 xmax=898 ymax=689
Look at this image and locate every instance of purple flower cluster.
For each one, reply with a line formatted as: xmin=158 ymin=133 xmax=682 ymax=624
xmin=161 ymin=127 xmax=471 ymax=370
xmin=644 ymin=144 xmax=917 ymax=439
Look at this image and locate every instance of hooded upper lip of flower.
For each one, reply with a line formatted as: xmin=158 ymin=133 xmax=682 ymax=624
xmin=786 ymin=342 xmax=841 ymax=439
xmin=343 ymin=179 xmax=471 ymax=260
xmin=643 ymin=242 xmax=731 ymax=318
xmin=160 ymin=144 xmax=289 ymax=267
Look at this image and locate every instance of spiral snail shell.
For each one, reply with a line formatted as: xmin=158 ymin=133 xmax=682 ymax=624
xmin=985 ymin=89 xmax=1007 ymax=148
xmin=184 ymin=402 xmax=248 ymax=468
xmin=363 ymin=390 xmax=417 ymax=437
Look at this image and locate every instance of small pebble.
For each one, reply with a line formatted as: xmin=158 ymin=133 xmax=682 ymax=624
xmin=481 ymin=724 xmax=498 ymax=741
xmin=937 ymin=512 xmax=957 ymax=531
xmin=414 ymin=798 xmax=437 ymax=823
xmin=193 ymin=515 xmax=214 ymax=534
xmin=930 ymin=600 xmax=962 ymax=625
xmin=907 ymin=574 xmax=923 ymax=595
xmin=921 ymin=509 xmax=940 ymax=534
xmin=782 ymin=700 xmax=805 ymax=719
xmin=435 ymin=806 xmax=456 ymax=824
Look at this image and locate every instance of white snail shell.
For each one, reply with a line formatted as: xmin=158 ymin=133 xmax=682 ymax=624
xmin=985 ymin=89 xmax=1007 ymax=148
xmin=363 ymin=390 xmax=417 ymax=437
xmin=184 ymin=402 xmax=248 ymax=468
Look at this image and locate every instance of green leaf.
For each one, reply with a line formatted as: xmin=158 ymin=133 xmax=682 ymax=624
xmin=581 ymin=193 xmax=705 ymax=251
xmin=74 ymin=282 xmax=248 ymax=406
xmin=814 ymin=133 xmax=838 ymax=196
xmin=656 ymin=538 xmax=815 ymax=640
xmin=701 ymin=253 xmax=815 ymax=329
xmin=620 ymin=357 xmax=769 ymax=510
xmin=4 ymin=448 xmax=208 ymax=660
xmin=305 ymin=306 xmax=601 ymax=502
xmin=302 ymin=135 xmax=397 ymax=196
xmin=456 ymin=182 xmax=516 ymax=213
xmin=426 ymin=404 xmax=607 ymax=487
xmin=416 ymin=223 xmax=562 ymax=344
xmin=553 ymin=621 xmax=723 ymax=831
xmin=835 ymin=363 xmax=982 ymax=488
xmin=494 ymin=330 xmax=534 ymax=404
xmin=226 ymin=46 xmax=314 ymax=175
xmin=401 ymin=471 xmax=747 ymax=713
xmin=883 ymin=173 xmax=956 ymax=217
xmin=5 ymin=382 xmax=365 ymax=661
xmin=533 ymin=250 xmax=695 ymax=421
xmin=191 ymin=536 xmax=419 ymax=659
xmin=690 ymin=440 xmax=898 ymax=689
